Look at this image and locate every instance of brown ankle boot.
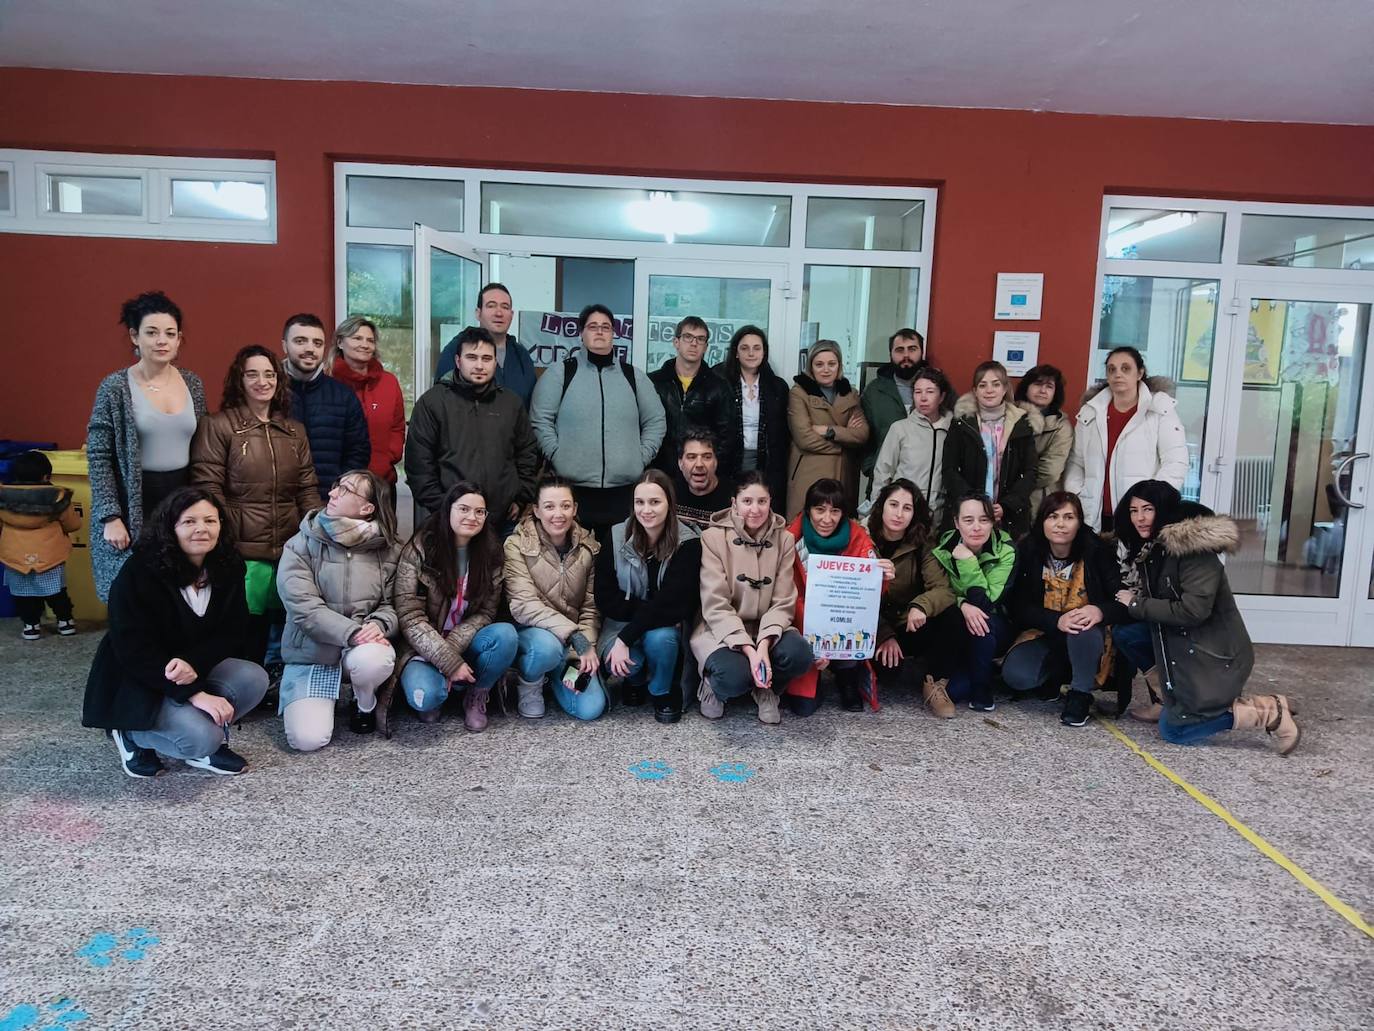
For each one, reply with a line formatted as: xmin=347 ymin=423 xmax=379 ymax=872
xmin=1231 ymin=695 xmax=1301 ymax=755
xmin=922 ymin=676 xmax=956 ymax=719
xmin=1128 ymin=668 xmax=1164 ymax=722
xmin=463 ymin=686 xmax=490 ymax=732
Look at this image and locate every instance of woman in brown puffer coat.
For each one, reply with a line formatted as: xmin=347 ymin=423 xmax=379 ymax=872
xmin=191 ymin=345 xmax=322 ymax=661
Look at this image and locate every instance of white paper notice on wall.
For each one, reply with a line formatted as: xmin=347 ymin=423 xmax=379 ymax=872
xmin=994 ymin=273 xmax=1044 ymax=320
xmin=993 ymin=332 xmax=1040 ymax=376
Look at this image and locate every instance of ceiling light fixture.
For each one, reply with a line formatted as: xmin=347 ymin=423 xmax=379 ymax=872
xmin=625 ymin=191 xmax=709 ymax=244
xmin=1107 ymin=211 xmax=1198 ymax=256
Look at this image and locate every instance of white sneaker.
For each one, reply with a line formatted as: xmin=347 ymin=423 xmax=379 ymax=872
xmin=516 ymin=678 xmax=546 ymax=718
xmin=20 ymin=623 xmax=41 ymax=641
xmin=56 ymin=619 xmax=77 ymax=636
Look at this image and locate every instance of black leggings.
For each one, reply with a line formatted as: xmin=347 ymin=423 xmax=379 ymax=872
xmin=15 ymin=590 xmax=73 ymax=623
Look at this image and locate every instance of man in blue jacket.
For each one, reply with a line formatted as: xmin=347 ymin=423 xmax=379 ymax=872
xmin=432 ymin=283 xmax=538 ymax=408
xmin=281 ymin=313 xmax=371 ymax=488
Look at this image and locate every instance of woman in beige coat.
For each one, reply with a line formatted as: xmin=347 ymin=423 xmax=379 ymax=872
xmin=786 ymin=340 xmax=869 ymax=517
xmin=1015 ymin=364 xmax=1075 ymax=513
xmin=691 ymin=471 xmax=814 ymax=725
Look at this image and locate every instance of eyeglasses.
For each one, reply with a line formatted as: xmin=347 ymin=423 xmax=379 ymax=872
xmin=677 ymin=332 xmax=709 ymax=346
xmin=243 ymin=370 xmax=278 ymax=381
xmin=583 ymin=322 xmax=614 ymax=334
xmin=455 ymin=503 xmax=488 ymax=519
xmin=332 ymin=479 xmax=368 ymax=501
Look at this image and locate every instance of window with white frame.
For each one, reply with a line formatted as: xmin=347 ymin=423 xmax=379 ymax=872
xmin=0 ymin=150 xmax=276 ymax=244
xmin=334 ymin=163 xmax=937 ymax=409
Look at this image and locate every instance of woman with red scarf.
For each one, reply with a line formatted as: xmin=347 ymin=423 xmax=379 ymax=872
xmin=332 ymin=317 xmax=405 ymax=491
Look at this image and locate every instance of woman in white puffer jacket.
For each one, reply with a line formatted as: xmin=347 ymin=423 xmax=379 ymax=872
xmin=1064 ymin=346 xmax=1189 ymax=532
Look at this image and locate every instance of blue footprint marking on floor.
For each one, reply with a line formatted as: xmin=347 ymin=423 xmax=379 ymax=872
xmin=0 ymin=998 xmax=89 ymax=1030
xmin=75 ymin=927 xmax=160 ymax=968
xmin=627 ymin=759 xmax=674 ymax=781
xmin=710 ymin=762 xmax=757 ymax=783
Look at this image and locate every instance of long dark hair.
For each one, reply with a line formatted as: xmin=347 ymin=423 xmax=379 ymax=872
xmin=136 ymin=486 xmax=242 ymax=588
xmin=415 ymin=480 xmax=500 ymax=612
xmin=221 ymin=344 xmax=291 ymax=416
xmin=867 ymin=478 xmax=933 ymax=552
xmin=1113 ymin=479 xmax=1183 ymax=560
xmin=630 ymin=469 xmax=681 ymax=563
xmin=1025 ymin=490 xmax=1089 ymax=563
xmin=1014 ymin=364 xmax=1066 ymax=416
xmin=722 ymin=324 xmax=777 ymax=383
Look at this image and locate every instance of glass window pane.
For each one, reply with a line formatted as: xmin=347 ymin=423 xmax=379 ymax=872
xmin=1105 ymin=207 xmax=1224 ymax=262
xmin=801 ymin=266 xmax=920 ymax=380
xmin=346 ymin=243 xmax=415 ymax=411
xmin=0 ymin=168 xmax=11 ymax=212
xmin=429 ymin=247 xmax=482 ymax=382
xmin=806 ymin=197 xmax=923 ymax=251
xmin=646 ymin=275 xmax=771 ymax=370
xmin=492 ymin=254 xmax=637 ymax=369
xmin=46 ymin=174 xmax=143 ymax=216
xmin=169 ymin=179 xmax=268 ymax=221
xmin=1239 ymin=214 xmax=1374 ymax=270
xmin=481 ymin=182 xmax=790 ymax=247
xmin=1097 ymin=275 xmax=1220 ymax=500
xmin=347 ymin=176 xmax=463 ymax=231
xmin=1226 ymin=300 xmax=1368 ymax=598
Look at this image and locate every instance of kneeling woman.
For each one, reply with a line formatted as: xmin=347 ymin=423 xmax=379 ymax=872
xmin=504 ymin=476 xmax=605 ymax=722
xmin=786 ymin=477 xmax=883 ymax=716
xmin=395 ymin=480 xmax=517 ymax=732
xmin=1113 ymin=480 xmax=1299 ymax=753
xmin=692 ymin=471 xmax=813 ymax=724
xmin=1003 ymin=492 xmax=1127 ymax=727
xmin=277 ymin=469 xmax=401 ymax=750
xmin=932 ymin=494 xmax=1016 ymax=712
xmin=82 ymin=487 xmax=268 ymax=777
xmin=597 ymin=469 xmax=703 ymax=724
xmin=868 ymin=478 xmax=956 ymax=717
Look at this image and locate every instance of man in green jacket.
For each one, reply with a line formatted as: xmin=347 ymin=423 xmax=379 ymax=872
xmin=860 ymin=329 xmax=926 ymax=496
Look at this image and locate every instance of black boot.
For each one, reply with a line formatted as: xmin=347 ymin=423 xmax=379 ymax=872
xmin=836 ymin=667 xmax=866 ymax=712
xmin=653 ymin=691 xmax=682 ymax=724
xmin=621 ymin=681 xmax=647 ymax=707
xmin=1061 ymin=690 xmax=1092 ymax=727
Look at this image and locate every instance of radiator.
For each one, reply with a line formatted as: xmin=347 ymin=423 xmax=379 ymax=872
xmin=1231 ymin=456 xmax=1274 ymax=521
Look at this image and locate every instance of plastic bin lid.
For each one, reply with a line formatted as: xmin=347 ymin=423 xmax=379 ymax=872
xmin=42 ymin=449 xmax=89 ymax=476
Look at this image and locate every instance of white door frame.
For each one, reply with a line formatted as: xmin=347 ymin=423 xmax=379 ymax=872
xmin=412 ymin=224 xmax=486 ymax=387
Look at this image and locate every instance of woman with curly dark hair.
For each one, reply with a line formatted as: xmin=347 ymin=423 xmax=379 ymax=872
xmin=82 ymin=487 xmax=268 ymax=777
xmin=191 ymin=345 xmax=322 ymax=664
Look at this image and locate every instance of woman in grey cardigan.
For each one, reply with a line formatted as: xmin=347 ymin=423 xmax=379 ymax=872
xmin=277 ymin=469 xmax=402 ymax=749
xmin=88 ymin=291 xmax=207 ymax=601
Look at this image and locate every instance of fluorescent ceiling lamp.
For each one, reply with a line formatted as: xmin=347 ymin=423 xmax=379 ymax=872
xmin=1107 ymin=211 xmax=1198 ymax=256
xmin=624 ymin=191 xmax=709 ymax=244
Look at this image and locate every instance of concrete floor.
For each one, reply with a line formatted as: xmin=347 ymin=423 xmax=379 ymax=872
xmin=1 ymin=623 xmax=1371 ymax=1030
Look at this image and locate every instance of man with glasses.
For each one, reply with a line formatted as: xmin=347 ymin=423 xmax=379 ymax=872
xmin=648 ymin=316 xmax=734 ymax=474
xmin=432 ymin=283 xmax=537 ymax=408
xmin=529 ymin=304 xmax=666 ymax=542
xmin=407 ymin=325 xmax=540 ymax=529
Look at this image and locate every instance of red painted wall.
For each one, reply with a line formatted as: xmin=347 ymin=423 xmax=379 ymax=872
xmin=3 ymin=67 xmax=1372 ymax=446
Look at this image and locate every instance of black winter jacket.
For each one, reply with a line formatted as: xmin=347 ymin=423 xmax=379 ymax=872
xmin=404 ymin=372 xmax=540 ymax=523
xmin=720 ymin=367 xmax=790 ymax=505
xmin=82 ymin=549 xmax=252 ymax=731
xmin=288 ymin=372 xmax=371 ymax=487
xmin=648 ymin=358 xmax=736 ymax=473
xmin=1008 ymin=528 xmax=1128 ymax=633
xmin=943 ymin=394 xmax=1042 ymax=538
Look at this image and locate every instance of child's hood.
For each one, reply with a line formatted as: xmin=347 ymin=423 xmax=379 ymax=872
xmin=0 ymin=484 xmax=75 ymax=528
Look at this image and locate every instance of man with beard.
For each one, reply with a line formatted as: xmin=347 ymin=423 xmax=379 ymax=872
xmin=860 ymin=328 xmax=927 ymax=497
xmin=672 ymin=429 xmax=735 ymax=531
xmin=406 ymin=326 xmax=540 ymax=529
xmin=281 ymin=313 xmax=371 ymax=488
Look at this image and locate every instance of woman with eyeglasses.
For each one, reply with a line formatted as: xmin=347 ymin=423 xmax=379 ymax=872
xmin=276 ymin=469 xmax=402 ymax=748
xmin=691 ymin=471 xmax=813 ymax=725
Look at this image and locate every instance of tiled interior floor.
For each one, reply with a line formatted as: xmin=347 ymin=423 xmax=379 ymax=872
xmin=2 ymin=623 xmax=1371 ymax=1030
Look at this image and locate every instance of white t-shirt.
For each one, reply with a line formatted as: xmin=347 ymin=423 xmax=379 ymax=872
xmin=180 ymin=582 xmax=212 ymax=617
xmin=741 ymin=378 xmax=761 ymax=450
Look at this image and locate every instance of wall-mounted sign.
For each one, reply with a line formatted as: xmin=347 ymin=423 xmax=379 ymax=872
xmin=993 ymin=331 xmax=1041 ymax=376
xmin=994 ymin=273 xmax=1044 ymax=320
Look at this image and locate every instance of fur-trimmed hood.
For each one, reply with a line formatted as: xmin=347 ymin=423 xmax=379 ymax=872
xmin=1079 ymin=375 xmax=1177 ymax=412
xmin=793 ymin=372 xmax=855 ymax=398
xmin=952 ymin=393 xmax=1044 ymax=434
xmin=1158 ymin=514 xmax=1240 ymax=557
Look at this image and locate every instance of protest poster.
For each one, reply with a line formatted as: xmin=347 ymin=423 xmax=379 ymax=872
xmin=518 ymin=310 xmax=632 ymax=368
xmin=801 ymin=554 xmax=882 ymax=660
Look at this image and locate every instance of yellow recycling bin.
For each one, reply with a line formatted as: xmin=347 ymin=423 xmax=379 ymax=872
xmin=42 ymin=449 xmax=106 ymax=623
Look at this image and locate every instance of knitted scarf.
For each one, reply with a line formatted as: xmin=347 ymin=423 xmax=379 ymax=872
xmin=316 ymin=513 xmax=378 ymax=548
xmin=801 ymin=515 xmax=851 ymax=558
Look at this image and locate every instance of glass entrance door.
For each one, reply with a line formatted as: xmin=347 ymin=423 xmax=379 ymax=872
xmin=413 ymin=224 xmax=485 ymax=386
xmin=1212 ymin=284 xmax=1374 ymax=645
xmin=632 ymin=259 xmax=789 ymax=374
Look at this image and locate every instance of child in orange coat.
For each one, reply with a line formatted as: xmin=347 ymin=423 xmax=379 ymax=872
xmin=0 ymin=452 xmax=82 ymax=640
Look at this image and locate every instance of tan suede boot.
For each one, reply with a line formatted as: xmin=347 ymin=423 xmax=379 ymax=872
xmin=697 ymin=677 xmax=724 ymax=720
xmin=922 ymin=675 xmax=956 ymax=719
xmin=752 ymin=687 xmax=781 ymax=725
xmin=1128 ymin=668 xmax=1164 ymax=722
xmin=1232 ymin=695 xmax=1301 ymax=755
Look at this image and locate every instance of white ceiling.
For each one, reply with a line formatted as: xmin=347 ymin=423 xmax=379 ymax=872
xmin=3 ymin=0 xmax=1373 ymax=124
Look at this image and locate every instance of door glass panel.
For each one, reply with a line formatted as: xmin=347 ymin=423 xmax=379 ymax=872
xmin=646 ymin=275 xmax=770 ymax=370
xmin=428 ymin=247 xmax=482 ymax=382
xmin=1225 ymin=300 xmax=1369 ymax=598
xmin=1239 ymin=215 xmax=1374 ymax=270
xmin=1105 ymin=208 xmax=1225 ymax=262
xmin=801 ymin=266 xmax=919 ymax=383
xmin=1097 ymin=276 xmax=1219 ymax=500
xmin=345 ymin=243 xmax=415 ymax=409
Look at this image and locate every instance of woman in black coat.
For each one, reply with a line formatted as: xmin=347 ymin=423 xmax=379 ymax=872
xmin=720 ymin=325 xmax=790 ymax=505
xmin=82 ymin=486 xmax=268 ymax=778
xmin=1003 ymin=491 xmax=1127 ymax=727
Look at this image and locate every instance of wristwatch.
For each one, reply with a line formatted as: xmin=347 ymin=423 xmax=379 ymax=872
xmin=824 ymin=427 xmax=836 ymax=441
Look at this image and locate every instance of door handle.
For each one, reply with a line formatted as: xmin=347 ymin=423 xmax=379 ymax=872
xmin=1331 ymin=452 xmax=1370 ymax=510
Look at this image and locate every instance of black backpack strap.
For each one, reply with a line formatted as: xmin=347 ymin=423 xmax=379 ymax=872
xmin=620 ymin=361 xmax=637 ymax=401
xmin=559 ymin=356 xmax=579 ymax=402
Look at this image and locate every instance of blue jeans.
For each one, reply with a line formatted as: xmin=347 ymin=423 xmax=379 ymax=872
xmin=129 ymin=658 xmax=268 ymax=760
xmin=1002 ymin=626 xmax=1105 ymax=696
xmin=600 ymin=626 xmax=681 ymax=697
xmin=946 ymin=612 xmax=1013 ymax=702
xmin=400 ymin=623 xmax=518 ymax=713
xmin=1160 ymin=710 xmax=1235 ymax=744
xmin=514 ymin=626 xmax=568 ymax=681
xmin=1113 ymin=621 xmax=1155 ymax=673
xmin=552 ymin=673 xmax=608 ymax=721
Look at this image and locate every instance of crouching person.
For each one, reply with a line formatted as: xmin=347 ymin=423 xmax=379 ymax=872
xmin=691 ymin=471 xmax=813 ymax=724
xmin=277 ymin=470 xmax=401 ymax=750
xmin=82 ymin=487 xmax=267 ymax=777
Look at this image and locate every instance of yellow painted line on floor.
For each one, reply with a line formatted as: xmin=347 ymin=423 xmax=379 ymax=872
xmin=1096 ymin=715 xmax=1374 ymax=941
